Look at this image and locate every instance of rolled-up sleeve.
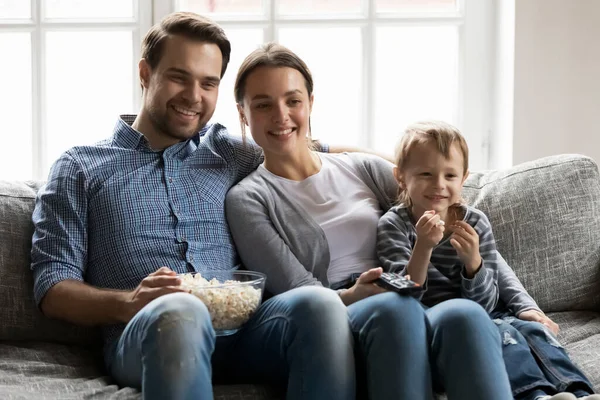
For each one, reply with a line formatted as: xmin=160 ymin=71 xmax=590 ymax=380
xmin=31 ymin=152 xmax=88 ymax=306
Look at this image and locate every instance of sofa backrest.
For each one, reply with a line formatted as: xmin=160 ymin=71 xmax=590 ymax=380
xmin=0 ymin=180 xmax=100 ymax=345
xmin=463 ymin=154 xmax=600 ymax=313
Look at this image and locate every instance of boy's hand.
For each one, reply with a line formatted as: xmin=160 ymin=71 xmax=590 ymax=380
xmin=518 ymin=309 xmax=560 ymax=336
xmin=415 ymin=210 xmax=445 ymax=249
xmin=449 ymin=221 xmax=482 ymax=277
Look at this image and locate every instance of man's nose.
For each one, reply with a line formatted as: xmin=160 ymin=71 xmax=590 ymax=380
xmin=182 ymin=82 xmax=202 ymax=103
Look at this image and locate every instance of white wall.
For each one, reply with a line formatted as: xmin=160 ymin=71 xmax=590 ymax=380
xmin=512 ymin=0 xmax=600 ymax=165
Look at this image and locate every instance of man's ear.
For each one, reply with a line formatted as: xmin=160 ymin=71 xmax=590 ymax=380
xmin=139 ymin=58 xmax=151 ymax=90
xmin=237 ymin=104 xmax=248 ymax=126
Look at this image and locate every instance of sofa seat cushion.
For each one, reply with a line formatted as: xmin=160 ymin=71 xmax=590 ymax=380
xmin=0 ymin=342 xmax=281 ymax=399
xmin=549 ymin=310 xmax=600 ymax=391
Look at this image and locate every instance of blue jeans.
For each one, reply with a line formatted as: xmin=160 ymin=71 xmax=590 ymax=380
xmin=106 ymin=287 xmax=355 ymax=400
xmin=348 ymin=294 xmax=513 ymax=400
xmin=492 ymin=314 xmax=595 ymax=400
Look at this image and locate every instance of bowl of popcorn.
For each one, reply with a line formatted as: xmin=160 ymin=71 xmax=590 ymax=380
xmin=179 ymin=270 xmax=266 ymax=336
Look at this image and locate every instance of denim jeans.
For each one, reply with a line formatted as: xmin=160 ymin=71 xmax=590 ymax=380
xmin=491 ymin=313 xmax=595 ymax=400
xmin=106 ymin=287 xmax=355 ymax=400
xmin=348 ymin=294 xmax=513 ymax=400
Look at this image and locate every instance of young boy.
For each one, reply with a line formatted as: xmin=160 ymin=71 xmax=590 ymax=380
xmin=377 ymin=120 xmax=598 ymax=400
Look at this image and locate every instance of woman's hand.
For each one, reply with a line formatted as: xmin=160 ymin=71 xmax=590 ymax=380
xmin=415 ymin=210 xmax=445 ymax=249
xmin=449 ymin=221 xmax=482 ymax=277
xmin=340 ymin=267 xmax=388 ymax=306
xmin=518 ymin=309 xmax=560 ymax=336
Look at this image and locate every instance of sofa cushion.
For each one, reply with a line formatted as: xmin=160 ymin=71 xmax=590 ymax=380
xmin=0 ymin=342 xmax=282 ymax=400
xmin=463 ymin=155 xmax=600 ymax=313
xmin=549 ymin=310 xmax=600 ymax=392
xmin=0 ymin=181 xmax=100 ymax=345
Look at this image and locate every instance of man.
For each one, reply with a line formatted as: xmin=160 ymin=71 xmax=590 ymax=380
xmin=31 ymin=12 xmax=354 ymax=400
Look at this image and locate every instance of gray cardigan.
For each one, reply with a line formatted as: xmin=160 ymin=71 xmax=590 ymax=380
xmin=225 ymin=152 xmax=540 ymax=315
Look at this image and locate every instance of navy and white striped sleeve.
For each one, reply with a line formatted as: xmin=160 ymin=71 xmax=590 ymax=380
xmin=31 ymin=151 xmax=88 ymax=307
xmin=377 ymin=210 xmax=413 ymax=273
xmin=460 ymin=211 xmax=500 ymax=313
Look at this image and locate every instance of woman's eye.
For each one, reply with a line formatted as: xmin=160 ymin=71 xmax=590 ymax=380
xmin=255 ymin=103 xmax=269 ymax=109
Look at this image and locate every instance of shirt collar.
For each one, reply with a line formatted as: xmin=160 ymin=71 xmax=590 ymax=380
xmin=112 ymin=114 xmax=210 ymax=154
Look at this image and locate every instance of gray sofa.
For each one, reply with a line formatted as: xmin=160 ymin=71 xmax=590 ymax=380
xmin=0 ymin=154 xmax=599 ymax=399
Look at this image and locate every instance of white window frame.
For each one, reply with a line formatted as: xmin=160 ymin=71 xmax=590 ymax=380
xmin=0 ymin=0 xmax=152 ymax=180
xmin=156 ymin=0 xmax=493 ymax=169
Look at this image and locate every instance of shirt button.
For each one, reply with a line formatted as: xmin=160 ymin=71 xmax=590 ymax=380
xmin=168 ymin=177 xmax=173 ymax=183
xmin=189 ymin=255 xmax=194 ymax=262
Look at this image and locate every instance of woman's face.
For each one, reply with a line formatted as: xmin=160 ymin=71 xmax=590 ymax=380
xmin=239 ymin=66 xmax=313 ymax=157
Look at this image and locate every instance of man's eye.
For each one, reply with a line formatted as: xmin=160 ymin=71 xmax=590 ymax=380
xmin=256 ymin=103 xmax=270 ymax=109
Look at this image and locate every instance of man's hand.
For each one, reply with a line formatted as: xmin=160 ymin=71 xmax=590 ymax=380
xmin=518 ymin=309 xmax=560 ymax=336
xmin=340 ymin=267 xmax=388 ymax=306
xmin=450 ymin=221 xmax=482 ymax=277
xmin=415 ymin=210 xmax=445 ymax=249
xmin=122 ymin=267 xmax=190 ymax=322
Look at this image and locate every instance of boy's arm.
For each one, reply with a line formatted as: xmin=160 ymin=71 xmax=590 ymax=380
xmin=376 ymin=212 xmax=427 ymax=299
xmin=496 ymin=252 xmax=542 ymax=315
xmin=459 ymin=215 xmax=500 ymax=313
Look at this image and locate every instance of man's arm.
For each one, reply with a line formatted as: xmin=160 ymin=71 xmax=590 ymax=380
xmin=31 ymin=153 xmax=186 ymax=326
xmin=42 ymin=268 xmax=188 ymax=326
xmin=41 ymin=280 xmax=130 ymax=325
xmin=328 ymin=144 xmax=394 ymax=163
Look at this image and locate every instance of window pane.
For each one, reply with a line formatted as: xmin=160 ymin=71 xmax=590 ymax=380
xmin=277 ymin=0 xmax=361 ymax=16
xmin=0 ymin=33 xmax=32 ymax=180
xmin=0 ymin=0 xmax=31 ymax=19
xmin=377 ymin=0 xmax=457 ymax=13
xmin=178 ymin=0 xmax=263 ymax=16
xmin=279 ymin=28 xmax=362 ymax=147
xmin=209 ymin=28 xmax=263 ymax=136
xmin=44 ymin=31 xmax=135 ymax=176
xmin=374 ymin=26 xmax=458 ymax=151
xmin=44 ymin=0 xmax=135 ymax=19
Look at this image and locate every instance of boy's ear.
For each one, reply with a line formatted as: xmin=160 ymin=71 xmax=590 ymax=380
xmin=462 ymin=170 xmax=470 ymax=185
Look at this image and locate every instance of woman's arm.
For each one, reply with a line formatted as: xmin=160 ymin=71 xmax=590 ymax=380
xmin=226 ymin=184 xmax=323 ymax=296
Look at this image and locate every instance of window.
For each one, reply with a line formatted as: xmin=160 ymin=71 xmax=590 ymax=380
xmin=1 ymin=0 xmax=491 ymax=180
xmin=0 ymin=0 xmax=151 ymax=180
xmin=172 ymin=0 xmax=492 ymax=169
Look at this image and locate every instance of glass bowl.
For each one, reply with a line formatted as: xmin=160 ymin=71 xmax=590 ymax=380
xmin=179 ymin=270 xmax=266 ymax=336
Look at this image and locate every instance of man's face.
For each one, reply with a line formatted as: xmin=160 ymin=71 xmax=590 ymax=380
xmin=140 ymin=35 xmax=222 ymax=146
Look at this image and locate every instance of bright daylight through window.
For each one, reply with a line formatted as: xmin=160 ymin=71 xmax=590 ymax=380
xmin=1 ymin=0 xmax=491 ymax=180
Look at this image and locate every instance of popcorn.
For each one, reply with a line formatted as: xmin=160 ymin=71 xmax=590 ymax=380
xmin=179 ymin=273 xmax=262 ymax=331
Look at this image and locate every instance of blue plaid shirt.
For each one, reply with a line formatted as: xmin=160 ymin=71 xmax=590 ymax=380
xmin=31 ymin=115 xmax=265 ymax=349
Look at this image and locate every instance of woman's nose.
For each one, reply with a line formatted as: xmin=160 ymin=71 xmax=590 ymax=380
xmin=272 ymin=104 xmax=289 ymax=123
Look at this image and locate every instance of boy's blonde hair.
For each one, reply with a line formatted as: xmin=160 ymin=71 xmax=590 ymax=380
xmin=394 ymin=120 xmax=469 ymax=206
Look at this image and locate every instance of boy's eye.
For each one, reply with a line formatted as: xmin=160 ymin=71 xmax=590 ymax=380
xmin=446 ymin=174 xmax=457 ymax=178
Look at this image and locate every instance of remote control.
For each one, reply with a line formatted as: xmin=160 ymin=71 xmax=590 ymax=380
xmin=375 ymin=272 xmax=423 ymax=295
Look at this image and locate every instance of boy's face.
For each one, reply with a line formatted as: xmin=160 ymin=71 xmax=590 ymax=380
xmin=397 ymin=141 xmax=468 ymax=218
xmin=139 ymin=34 xmax=222 ymax=147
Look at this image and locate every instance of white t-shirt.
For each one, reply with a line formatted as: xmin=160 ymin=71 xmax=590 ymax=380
xmin=257 ymin=153 xmax=382 ymax=285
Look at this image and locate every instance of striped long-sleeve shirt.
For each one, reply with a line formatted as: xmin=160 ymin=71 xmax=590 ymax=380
xmin=377 ymin=204 xmax=500 ymax=313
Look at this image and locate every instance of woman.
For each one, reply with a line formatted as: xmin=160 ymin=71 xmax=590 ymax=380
xmin=225 ymin=42 xmax=535 ymax=399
